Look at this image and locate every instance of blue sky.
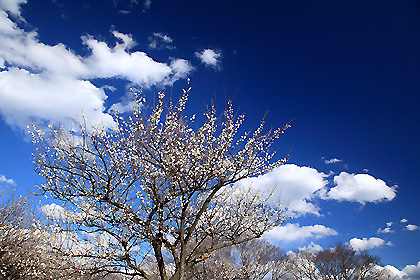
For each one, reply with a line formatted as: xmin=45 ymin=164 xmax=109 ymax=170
xmin=0 ymin=0 xmax=419 ymax=276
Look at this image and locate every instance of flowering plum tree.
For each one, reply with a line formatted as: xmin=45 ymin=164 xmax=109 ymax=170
xmin=30 ymin=84 xmax=292 ymax=280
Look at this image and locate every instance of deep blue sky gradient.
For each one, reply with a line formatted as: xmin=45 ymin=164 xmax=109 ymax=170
xmin=1 ymin=0 xmax=419 ymax=270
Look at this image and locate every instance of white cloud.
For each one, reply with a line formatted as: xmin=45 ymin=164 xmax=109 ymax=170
xmin=236 ymin=164 xmax=328 ymax=215
xmin=386 ymin=265 xmax=407 ymax=279
xmin=0 ymin=68 xmax=114 ymax=129
xmin=0 ymin=5 xmax=193 ymax=131
xmin=324 ymin=158 xmax=342 ymax=164
xmin=169 ymin=58 xmax=193 ymax=81
xmin=195 ymin=49 xmax=222 ymax=70
xmin=0 ymin=14 xmax=86 ymax=75
xmin=265 ymin=223 xmax=337 ymax=242
xmin=326 ymin=172 xmax=397 ymax=204
xmin=112 ymin=30 xmax=137 ymax=50
xmin=349 ymin=237 xmax=389 ymax=251
xmin=0 ymin=0 xmax=27 ymax=16
xmin=403 ymin=262 xmax=420 ymax=280
xmin=148 ymin=32 xmax=174 ymax=50
xmin=108 ymin=100 xmax=136 ymax=114
xmin=0 ymin=174 xmax=14 ymax=185
xmin=143 ymin=0 xmax=151 ymax=10
xmin=378 ymin=227 xmax=393 ymax=234
xmin=406 ymin=224 xmax=419 ymax=231
xmin=82 ymin=33 xmax=191 ymax=85
xmin=386 ymin=262 xmax=420 ymax=280
xmin=378 ymin=222 xmax=394 ymax=234
xmin=108 ymin=90 xmax=136 ymax=114
xmin=401 ymin=218 xmax=408 ymax=223
xmin=41 ymin=203 xmax=67 ymax=219
xmin=298 ymin=241 xmax=323 ymax=252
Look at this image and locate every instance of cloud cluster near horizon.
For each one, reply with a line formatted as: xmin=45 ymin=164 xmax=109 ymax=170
xmin=237 ymin=164 xmax=397 ymax=216
xmin=0 ymin=0 xmax=192 ymax=131
xmin=386 ymin=262 xmax=420 ymax=280
xmin=238 ymin=164 xmax=398 ymax=244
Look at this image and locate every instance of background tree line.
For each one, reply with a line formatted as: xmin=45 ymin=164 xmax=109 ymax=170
xmin=0 ymin=192 xmax=392 ymax=279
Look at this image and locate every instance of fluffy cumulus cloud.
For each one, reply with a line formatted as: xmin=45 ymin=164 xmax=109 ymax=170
xmin=349 ymin=237 xmax=391 ymax=251
xmin=386 ymin=262 xmax=420 ymax=280
xmin=0 ymin=3 xmax=193 ymax=131
xmin=406 ymin=224 xmax=419 ymax=231
xmin=265 ymin=223 xmax=337 ymax=242
xmin=403 ymin=262 xmax=420 ymax=280
xmin=0 ymin=0 xmax=26 ymax=16
xmin=386 ymin=265 xmax=407 ymax=279
xmin=237 ymin=164 xmax=328 ymax=215
xmin=81 ymin=31 xmax=191 ymax=84
xmin=0 ymin=68 xmax=114 ymax=129
xmin=236 ymin=164 xmax=397 ymax=215
xmin=325 ymin=172 xmax=397 ymax=204
xmin=195 ymin=49 xmax=222 ymax=70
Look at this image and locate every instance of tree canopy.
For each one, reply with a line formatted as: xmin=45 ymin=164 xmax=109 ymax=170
xmin=30 ymin=85 xmax=292 ymax=280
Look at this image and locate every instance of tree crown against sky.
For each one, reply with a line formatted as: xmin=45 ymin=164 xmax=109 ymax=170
xmin=30 ymin=85 xmax=292 ymax=280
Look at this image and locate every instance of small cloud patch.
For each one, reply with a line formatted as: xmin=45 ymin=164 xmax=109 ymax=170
xmin=378 ymin=222 xmax=394 ymax=234
xmin=195 ymin=49 xmax=222 ymax=70
xmin=0 ymin=174 xmax=14 ymax=185
xmin=406 ymin=224 xmax=419 ymax=231
xmin=325 ymin=158 xmax=342 ymax=164
xmin=265 ymin=223 xmax=337 ymax=242
xmin=349 ymin=237 xmax=390 ymax=251
xmin=148 ymin=32 xmax=175 ymax=50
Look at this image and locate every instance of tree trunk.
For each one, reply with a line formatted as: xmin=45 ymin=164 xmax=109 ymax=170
xmin=152 ymin=240 xmax=168 ymax=280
